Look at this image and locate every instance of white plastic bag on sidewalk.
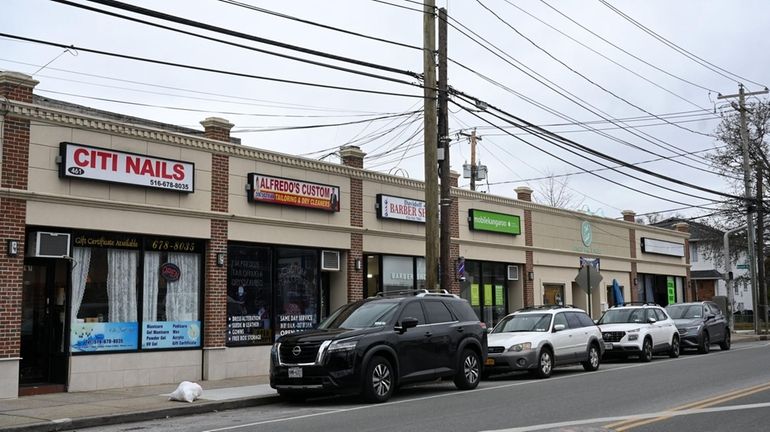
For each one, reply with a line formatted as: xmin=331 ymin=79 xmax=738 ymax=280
xmin=168 ymin=381 xmax=203 ymax=403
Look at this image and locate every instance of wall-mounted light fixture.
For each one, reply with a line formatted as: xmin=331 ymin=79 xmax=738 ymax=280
xmin=7 ymin=239 xmax=19 ymax=257
xmin=527 ymin=271 xmax=534 ymax=281
xmin=216 ymin=252 xmax=225 ymax=267
xmin=355 ymin=258 xmax=362 ymax=271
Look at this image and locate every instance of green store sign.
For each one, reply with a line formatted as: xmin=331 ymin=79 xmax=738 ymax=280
xmin=469 ymin=209 xmax=521 ymax=235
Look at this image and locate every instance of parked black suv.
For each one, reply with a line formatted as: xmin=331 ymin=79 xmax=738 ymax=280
xmin=270 ymin=290 xmax=487 ymax=403
xmin=666 ymin=301 xmax=731 ymax=353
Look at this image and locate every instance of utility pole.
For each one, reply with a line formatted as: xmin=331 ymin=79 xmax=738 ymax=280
xmin=758 ymin=167 xmax=767 ymax=333
xmin=423 ymin=0 xmax=439 ymax=291
xmin=718 ymin=84 xmax=768 ymax=334
xmin=438 ymin=7 xmax=451 ymax=292
xmin=460 ymin=129 xmax=482 ymax=191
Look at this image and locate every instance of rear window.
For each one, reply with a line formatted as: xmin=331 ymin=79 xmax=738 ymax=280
xmin=423 ymin=300 xmax=454 ymax=324
xmin=449 ymin=300 xmax=480 ymax=322
xmin=576 ymin=312 xmax=595 ymax=327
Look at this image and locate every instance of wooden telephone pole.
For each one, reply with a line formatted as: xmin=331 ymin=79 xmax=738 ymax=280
xmin=423 ymin=0 xmax=439 ymax=291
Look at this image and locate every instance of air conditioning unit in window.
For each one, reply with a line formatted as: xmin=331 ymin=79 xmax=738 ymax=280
xmin=507 ymin=265 xmax=519 ymax=281
xmin=321 ymin=250 xmax=340 ymax=271
xmin=27 ymin=232 xmax=71 ymax=258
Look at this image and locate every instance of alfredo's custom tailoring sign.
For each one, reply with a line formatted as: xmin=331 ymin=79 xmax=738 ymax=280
xmin=247 ymin=173 xmax=340 ymax=212
xmin=59 ymin=142 xmax=195 ymax=192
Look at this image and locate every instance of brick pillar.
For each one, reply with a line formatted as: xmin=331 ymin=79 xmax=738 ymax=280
xmin=622 ymin=210 xmax=639 ymax=303
xmin=674 ymin=222 xmax=692 ymax=302
xmin=516 ymin=187 xmax=535 ymax=307
xmin=0 ymin=73 xmax=37 ymax=372
xmin=341 ymin=146 xmax=365 ymax=301
xmin=201 ymin=118 xmax=233 ymax=349
xmin=449 ymin=171 xmax=460 ymax=294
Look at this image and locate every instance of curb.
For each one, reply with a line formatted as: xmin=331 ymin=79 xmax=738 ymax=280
xmin=1 ymin=394 xmax=282 ymax=432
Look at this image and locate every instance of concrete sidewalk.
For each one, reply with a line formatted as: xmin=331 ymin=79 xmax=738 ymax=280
xmin=0 ymin=376 xmax=279 ymax=432
xmin=1 ymin=333 xmax=767 ymax=432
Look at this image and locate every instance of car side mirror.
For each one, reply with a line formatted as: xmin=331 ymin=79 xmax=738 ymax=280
xmin=399 ymin=317 xmax=419 ymax=332
xmin=647 ymin=317 xmax=657 ymax=324
xmin=553 ymin=324 xmax=566 ymax=332
xmin=707 ymin=314 xmax=716 ymax=320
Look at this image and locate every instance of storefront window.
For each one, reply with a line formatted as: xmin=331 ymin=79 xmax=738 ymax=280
xmin=141 ymin=251 xmax=201 ymax=349
xmin=460 ymin=261 xmax=508 ymax=328
xmin=275 ymin=248 xmax=319 ymax=340
xmin=382 ymin=255 xmax=414 ymax=292
xmin=365 ymin=255 xmax=381 ymax=298
xmin=71 ymin=243 xmax=140 ymax=352
xmin=226 ymin=245 xmax=272 ymax=346
xmin=543 ymin=284 xmax=565 ymax=306
xmin=416 ymin=258 xmax=426 ymax=290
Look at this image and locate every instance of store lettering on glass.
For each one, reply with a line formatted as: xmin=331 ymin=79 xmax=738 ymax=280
xmin=276 ymin=256 xmax=318 ymax=339
xmin=227 ymin=252 xmax=272 ymax=345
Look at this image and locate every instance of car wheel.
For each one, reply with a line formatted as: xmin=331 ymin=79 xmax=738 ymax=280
xmin=581 ymin=343 xmax=601 ymax=371
xmin=719 ymin=330 xmax=731 ymax=351
xmin=362 ymin=356 xmax=394 ymax=403
xmin=454 ymin=349 xmax=481 ymax=390
xmin=640 ymin=338 xmax=653 ymax=362
xmin=669 ymin=335 xmax=680 ymax=358
xmin=531 ymin=348 xmax=553 ymax=378
xmin=698 ymin=332 xmax=711 ymax=354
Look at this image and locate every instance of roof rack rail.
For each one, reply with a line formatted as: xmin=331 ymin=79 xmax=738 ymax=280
xmin=516 ymin=304 xmax=574 ymax=311
xmin=376 ymin=289 xmax=430 ymax=298
xmin=614 ymin=302 xmax=660 ymax=307
xmin=416 ymin=289 xmax=459 ymax=299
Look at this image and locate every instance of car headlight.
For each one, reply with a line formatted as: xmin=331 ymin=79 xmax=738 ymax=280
xmin=681 ymin=325 xmax=701 ymax=335
xmin=508 ymin=342 xmax=532 ymax=352
xmin=328 ymin=339 xmax=358 ymax=353
xmin=626 ymin=328 xmax=640 ymax=341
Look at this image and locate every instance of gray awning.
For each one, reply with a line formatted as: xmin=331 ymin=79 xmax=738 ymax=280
xmin=691 ymin=270 xmax=723 ymax=280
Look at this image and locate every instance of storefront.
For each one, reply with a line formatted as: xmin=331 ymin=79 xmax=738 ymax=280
xmin=459 ymin=260 xmax=513 ymax=328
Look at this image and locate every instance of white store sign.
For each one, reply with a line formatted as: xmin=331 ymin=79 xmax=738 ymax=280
xmin=376 ymin=194 xmax=426 ymax=223
xmin=641 ymin=237 xmax=685 ymax=257
xmin=59 ymin=142 xmax=195 ymax=192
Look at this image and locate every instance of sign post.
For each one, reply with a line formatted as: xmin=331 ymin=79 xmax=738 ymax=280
xmin=575 ymin=258 xmax=602 ymax=317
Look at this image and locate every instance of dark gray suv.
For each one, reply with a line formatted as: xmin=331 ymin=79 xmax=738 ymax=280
xmin=270 ymin=290 xmax=487 ymax=403
xmin=666 ymin=301 xmax=730 ymax=353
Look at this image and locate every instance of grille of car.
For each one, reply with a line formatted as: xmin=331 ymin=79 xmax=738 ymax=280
xmin=602 ymin=331 xmax=626 ymax=342
xmin=488 ymin=346 xmax=505 ymax=354
xmin=279 ymin=341 xmax=323 ymax=364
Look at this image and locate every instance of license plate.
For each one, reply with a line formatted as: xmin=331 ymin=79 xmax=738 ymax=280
xmin=485 ymin=358 xmax=495 ymax=366
xmin=604 ymin=342 xmax=613 ymax=350
xmin=288 ymin=367 xmax=303 ymax=378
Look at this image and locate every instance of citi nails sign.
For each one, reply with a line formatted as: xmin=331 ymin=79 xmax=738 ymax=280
xmin=59 ymin=142 xmax=195 ymax=192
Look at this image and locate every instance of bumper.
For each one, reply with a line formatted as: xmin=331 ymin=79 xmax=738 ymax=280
xmin=602 ymin=341 xmax=643 ymax=356
xmin=270 ymin=364 xmax=360 ymax=393
xmin=485 ymin=350 xmax=539 ymax=372
xmin=679 ymin=333 xmax=702 ymax=348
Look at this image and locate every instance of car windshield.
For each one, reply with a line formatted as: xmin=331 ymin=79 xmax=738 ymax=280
xmin=318 ymin=301 xmax=399 ymax=330
xmin=598 ymin=308 xmax=647 ymax=324
xmin=667 ymin=305 xmax=703 ymax=319
xmin=492 ymin=313 xmax=551 ymax=333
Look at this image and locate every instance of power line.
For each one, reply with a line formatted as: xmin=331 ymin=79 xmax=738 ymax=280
xmin=500 ymin=0 xmax=712 ymax=113
xmin=475 ymin=115 xmax=720 ymax=136
xmin=475 ymin=0 xmax=715 ymax=139
xmin=218 ymin=0 xmax=423 ymax=52
xmin=53 ymin=0 xmax=423 ymax=87
xmin=0 ymin=58 xmax=387 ymax=114
xmin=444 ymin=17 xmax=730 ymax=176
xmin=539 ymin=0 xmax=718 ymax=94
xmin=598 ymin=0 xmax=767 ymax=89
xmin=452 ymin=89 xmax=747 ymax=203
xmin=0 ymin=33 xmax=424 ymax=98
xmin=370 ymin=0 xmax=426 ymax=14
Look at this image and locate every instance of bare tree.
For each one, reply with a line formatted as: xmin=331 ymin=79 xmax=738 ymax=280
xmin=533 ymin=170 xmax=584 ymax=210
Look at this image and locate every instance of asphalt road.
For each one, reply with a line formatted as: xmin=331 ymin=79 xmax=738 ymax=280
xmin=80 ymin=341 xmax=770 ymax=432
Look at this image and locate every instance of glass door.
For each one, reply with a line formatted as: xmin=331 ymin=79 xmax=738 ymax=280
xmin=20 ymin=260 xmax=68 ymax=389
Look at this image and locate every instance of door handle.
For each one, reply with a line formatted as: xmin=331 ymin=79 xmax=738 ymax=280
xmin=424 ymin=332 xmax=433 ymax=337
xmin=456 ymin=327 xmax=464 ymax=332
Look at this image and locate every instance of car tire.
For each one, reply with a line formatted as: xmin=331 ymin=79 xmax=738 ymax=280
xmin=454 ymin=349 xmax=481 ymax=390
xmin=640 ymin=338 xmax=653 ymax=362
xmin=581 ymin=343 xmax=601 ymax=372
xmin=531 ymin=348 xmax=553 ymax=379
xmin=362 ymin=356 xmax=395 ymax=403
xmin=669 ymin=335 xmax=680 ymax=358
xmin=719 ymin=330 xmax=731 ymax=351
xmin=698 ymin=332 xmax=711 ymax=354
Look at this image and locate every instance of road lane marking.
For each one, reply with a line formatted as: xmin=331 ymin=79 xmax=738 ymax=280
xmin=479 ymin=401 xmax=770 ymax=432
xmin=201 ymin=342 xmax=766 ymax=432
xmin=608 ymin=381 xmax=770 ymax=431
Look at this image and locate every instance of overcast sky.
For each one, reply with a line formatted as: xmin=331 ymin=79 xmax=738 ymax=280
xmin=3 ymin=0 xmax=769 ymax=220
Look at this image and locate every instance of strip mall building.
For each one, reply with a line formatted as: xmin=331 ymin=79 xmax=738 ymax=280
xmin=0 ymin=72 xmax=691 ymax=398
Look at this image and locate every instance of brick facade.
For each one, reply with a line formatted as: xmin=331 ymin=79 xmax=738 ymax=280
xmin=0 ymin=72 xmax=36 ymax=358
xmin=341 ymin=146 xmax=365 ymax=302
xmin=516 ymin=187 xmax=535 ymax=307
xmin=201 ymin=119 xmax=233 ymax=348
xmin=449 ymin=172 xmax=460 ymax=294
